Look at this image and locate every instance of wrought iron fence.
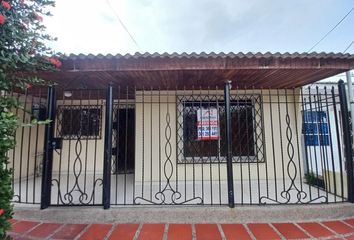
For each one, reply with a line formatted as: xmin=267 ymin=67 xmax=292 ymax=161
xmin=6 ymin=81 xmax=354 ymax=207
xmin=5 ymin=88 xmax=47 ymax=204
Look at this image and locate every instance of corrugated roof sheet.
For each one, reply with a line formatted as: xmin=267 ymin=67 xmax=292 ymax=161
xmin=60 ymin=52 xmax=354 ymax=61
xmin=44 ymin=51 xmax=353 ymax=89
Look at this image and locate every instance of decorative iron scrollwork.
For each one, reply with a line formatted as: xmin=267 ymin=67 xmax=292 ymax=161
xmin=51 ymin=137 xmax=103 ymax=205
xmin=260 ymin=112 xmax=327 ymax=204
xmin=134 ymin=107 xmax=202 ymax=205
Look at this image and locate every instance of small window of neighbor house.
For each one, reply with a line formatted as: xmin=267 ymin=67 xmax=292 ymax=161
xmin=303 ymin=111 xmax=329 ymax=146
xmin=57 ymin=105 xmax=102 ymax=140
xmin=177 ymin=95 xmax=265 ymax=163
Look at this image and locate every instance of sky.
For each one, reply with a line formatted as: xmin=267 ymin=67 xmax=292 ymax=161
xmin=44 ymin=0 xmax=354 ymax=55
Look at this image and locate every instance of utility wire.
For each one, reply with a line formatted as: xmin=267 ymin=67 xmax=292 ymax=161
xmin=308 ymin=6 xmax=354 ymax=52
xmin=344 ymin=40 xmax=354 ymax=53
xmin=106 ymin=0 xmax=141 ymax=50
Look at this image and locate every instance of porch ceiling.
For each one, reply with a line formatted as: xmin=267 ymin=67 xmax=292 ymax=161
xmin=39 ymin=52 xmax=354 ymax=89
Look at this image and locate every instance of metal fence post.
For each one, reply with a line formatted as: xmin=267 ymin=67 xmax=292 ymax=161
xmin=338 ymin=80 xmax=354 ymax=203
xmin=103 ymin=83 xmax=113 ymax=209
xmin=224 ymin=80 xmax=235 ymax=208
xmin=40 ymin=85 xmax=56 ymax=209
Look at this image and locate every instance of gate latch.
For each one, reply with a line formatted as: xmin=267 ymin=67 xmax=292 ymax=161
xmin=51 ymin=138 xmax=63 ymax=150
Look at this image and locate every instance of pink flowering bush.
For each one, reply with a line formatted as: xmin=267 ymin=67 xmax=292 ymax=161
xmin=0 ymin=0 xmax=58 ymax=237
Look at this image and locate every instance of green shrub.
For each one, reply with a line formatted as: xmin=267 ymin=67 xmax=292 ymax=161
xmin=0 ymin=109 xmax=17 ymax=237
xmin=305 ymin=172 xmax=325 ymax=189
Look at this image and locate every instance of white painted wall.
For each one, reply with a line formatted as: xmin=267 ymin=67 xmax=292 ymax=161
xmin=8 ymin=94 xmax=46 ymax=180
xmin=134 ymin=90 xmax=303 ymax=185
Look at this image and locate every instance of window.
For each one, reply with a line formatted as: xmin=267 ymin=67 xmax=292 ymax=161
xmin=177 ymin=95 xmax=265 ymax=163
xmin=303 ymin=111 xmax=329 ymax=146
xmin=57 ymin=105 xmax=102 ymax=139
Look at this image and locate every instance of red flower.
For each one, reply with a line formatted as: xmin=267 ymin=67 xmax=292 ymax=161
xmin=0 ymin=209 xmax=4 ymax=216
xmin=34 ymin=13 xmax=43 ymax=22
xmin=2 ymin=1 xmax=11 ymax=10
xmin=0 ymin=13 xmax=5 ymax=25
xmin=26 ymin=84 xmax=32 ymax=89
xmin=48 ymin=57 xmax=62 ymax=68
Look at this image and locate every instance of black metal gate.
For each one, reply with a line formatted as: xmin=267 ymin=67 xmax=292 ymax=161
xmin=40 ymin=88 xmax=107 ymax=207
xmin=9 ymin=81 xmax=354 ymax=208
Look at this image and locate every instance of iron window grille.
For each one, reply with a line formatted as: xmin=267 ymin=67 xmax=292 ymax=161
xmin=177 ymin=94 xmax=265 ymax=164
xmin=56 ymin=105 xmax=102 ymax=140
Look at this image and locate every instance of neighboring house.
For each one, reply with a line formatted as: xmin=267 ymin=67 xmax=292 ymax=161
xmin=302 ymin=78 xmax=353 ymax=198
xmin=6 ymin=52 xmax=354 ymax=209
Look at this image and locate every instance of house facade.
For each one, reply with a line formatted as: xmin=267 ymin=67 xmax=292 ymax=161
xmin=7 ymin=52 xmax=354 ymax=209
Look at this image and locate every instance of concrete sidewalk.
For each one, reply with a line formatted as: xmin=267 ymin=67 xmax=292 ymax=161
xmin=7 ymin=218 xmax=354 ymax=239
xmin=12 ymin=203 xmax=354 ymax=224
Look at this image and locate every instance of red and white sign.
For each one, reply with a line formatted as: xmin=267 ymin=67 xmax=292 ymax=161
xmin=197 ymin=108 xmax=219 ymax=140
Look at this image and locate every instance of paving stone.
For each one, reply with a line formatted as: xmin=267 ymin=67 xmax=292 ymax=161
xmin=344 ymin=219 xmax=354 ymax=227
xmin=221 ymin=224 xmax=252 ymax=240
xmin=298 ymin=222 xmax=334 ymax=238
xmin=272 ymin=223 xmax=309 ymax=239
xmin=322 ymin=221 xmax=354 ymax=235
xmin=6 ymin=218 xmax=354 ymax=240
xmin=108 ymin=224 xmax=139 ymax=240
xmin=195 ymin=224 xmax=222 ymax=240
xmin=11 ymin=221 xmax=40 ymax=234
xmin=137 ymin=224 xmax=165 ymax=240
xmin=10 ymin=235 xmax=33 ymax=240
xmin=167 ymin=224 xmax=192 ymax=240
xmin=51 ymin=223 xmax=87 ymax=240
xmin=27 ymin=223 xmax=62 ymax=238
xmin=247 ymin=223 xmax=281 ymax=240
xmin=79 ymin=223 xmax=112 ymax=240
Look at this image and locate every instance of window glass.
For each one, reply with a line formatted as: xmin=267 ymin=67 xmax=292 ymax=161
xmin=303 ymin=111 xmax=329 ymax=146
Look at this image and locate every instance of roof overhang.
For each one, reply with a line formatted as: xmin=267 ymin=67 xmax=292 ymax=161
xmin=38 ymin=52 xmax=354 ymax=89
